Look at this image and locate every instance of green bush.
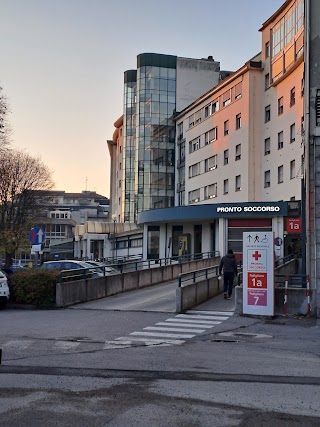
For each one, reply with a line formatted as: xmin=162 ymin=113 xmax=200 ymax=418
xmin=9 ymin=269 xmax=59 ymax=307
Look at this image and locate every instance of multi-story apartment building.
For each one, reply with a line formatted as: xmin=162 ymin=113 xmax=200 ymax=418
xmin=106 ymin=0 xmax=304 ymax=264
xmin=110 ymin=53 xmax=232 ymax=223
xmin=37 ymin=190 xmax=110 ymax=260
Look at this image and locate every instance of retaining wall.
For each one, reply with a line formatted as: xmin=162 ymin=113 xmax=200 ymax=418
xmin=56 ymin=256 xmax=220 ymax=308
xmin=176 ymin=276 xmax=222 ymax=313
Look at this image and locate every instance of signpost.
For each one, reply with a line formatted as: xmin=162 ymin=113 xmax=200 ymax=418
xmin=243 ymin=231 xmax=274 ymax=316
xmin=29 ymin=227 xmax=45 ymax=267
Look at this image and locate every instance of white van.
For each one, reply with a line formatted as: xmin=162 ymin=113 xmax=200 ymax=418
xmin=0 ymin=271 xmax=10 ymax=307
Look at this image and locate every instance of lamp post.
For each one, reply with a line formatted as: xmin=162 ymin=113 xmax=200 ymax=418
xmin=112 ymin=214 xmax=117 ymax=262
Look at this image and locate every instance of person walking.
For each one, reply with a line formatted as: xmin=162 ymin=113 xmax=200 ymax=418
xmin=219 ymin=249 xmax=238 ymax=300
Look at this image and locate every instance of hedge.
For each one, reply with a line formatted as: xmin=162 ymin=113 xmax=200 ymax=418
xmin=9 ymin=269 xmax=59 ymax=307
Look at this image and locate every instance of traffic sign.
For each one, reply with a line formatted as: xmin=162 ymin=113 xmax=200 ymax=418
xmin=29 ymin=227 xmax=45 ymax=245
xmin=243 ymin=231 xmax=274 ymax=316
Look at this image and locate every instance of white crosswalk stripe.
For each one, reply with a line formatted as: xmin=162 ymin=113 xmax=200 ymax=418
xmin=176 ymin=314 xmax=229 ymax=321
xmin=143 ymin=326 xmax=206 ymax=333
xmin=165 ymin=318 xmax=222 ymax=325
xmin=156 ymin=322 xmax=213 ymax=329
xmin=130 ymin=331 xmax=196 ymax=339
xmin=187 ymin=310 xmax=234 ymax=316
xmin=101 ymin=309 xmax=234 ymax=350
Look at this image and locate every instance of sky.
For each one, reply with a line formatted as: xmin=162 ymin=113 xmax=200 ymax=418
xmin=0 ymin=0 xmax=284 ymax=197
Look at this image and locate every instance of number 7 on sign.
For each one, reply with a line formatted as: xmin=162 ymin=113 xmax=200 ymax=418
xmin=254 ymin=296 xmax=259 ymax=305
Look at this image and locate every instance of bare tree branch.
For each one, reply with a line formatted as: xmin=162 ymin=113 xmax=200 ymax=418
xmin=0 ymin=149 xmax=54 ymax=266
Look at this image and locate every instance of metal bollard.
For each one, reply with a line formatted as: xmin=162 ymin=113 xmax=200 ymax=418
xmin=306 ymin=276 xmax=311 ymax=318
xmin=284 ymin=276 xmax=288 ymax=317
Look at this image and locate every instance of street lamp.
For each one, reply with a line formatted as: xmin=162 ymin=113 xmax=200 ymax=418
xmin=112 ymin=214 xmax=117 ymax=262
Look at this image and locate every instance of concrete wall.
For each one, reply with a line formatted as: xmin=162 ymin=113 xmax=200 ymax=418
xmin=176 ymin=276 xmax=222 ymax=313
xmin=56 ymin=256 xmax=221 ymax=307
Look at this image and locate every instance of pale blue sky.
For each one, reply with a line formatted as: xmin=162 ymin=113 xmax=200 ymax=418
xmin=0 ymin=0 xmax=284 ymax=197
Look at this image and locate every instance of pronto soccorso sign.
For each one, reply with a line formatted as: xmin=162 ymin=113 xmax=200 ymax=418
xmin=213 ymin=202 xmax=288 ymax=216
xmin=217 ymin=206 xmax=280 ymax=213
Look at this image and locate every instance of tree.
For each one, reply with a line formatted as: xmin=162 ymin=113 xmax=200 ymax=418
xmin=0 ymin=85 xmax=11 ymax=151
xmin=0 ymin=149 xmax=54 ymax=267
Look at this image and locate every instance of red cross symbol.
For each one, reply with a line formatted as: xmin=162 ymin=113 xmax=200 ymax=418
xmin=252 ymin=250 xmax=261 ymax=261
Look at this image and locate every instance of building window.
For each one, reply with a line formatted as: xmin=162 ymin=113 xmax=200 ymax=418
xmin=264 ymin=137 xmax=271 ymax=155
xmin=290 ymin=87 xmax=296 ymax=106
xmin=234 ymin=82 xmax=242 ymax=100
xmin=188 ymin=189 xmax=200 ymax=204
xmin=265 ymin=105 xmax=271 ymax=122
xmin=264 ymin=170 xmax=271 ymax=188
xmin=212 ymin=99 xmax=219 ymax=113
xmin=119 ymin=180 xmax=121 ymax=188
xmin=236 ymin=113 xmax=241 ymax=130
xmin=189 ymin=137 xmax=200 ymax=153
xmin=204 ymin=104 xmax=211 ymax=118
xmin=177 ymin=122 xmax=183 ymax=139
xmin=205 ymin=155 xmax=217 ymax=172
xmin=188 ymin=114 xmax=194 ymax=128
xmin=278 ymin=97 xmax=284 ymax=115
xmin=178 ymin=191 xmax=185 ymax=206
xmin=224 ymin=120 xmax=229 ymax=136
xmin=224 ymin=149 xmax=229 ymax=165
xmin=204 ymin=183 xmax=217 ymax=199
xmin=290 ymin=123 xmax=295 ymax=142
xmin=290 ymin=160 xmax=295 ymax=179
xmin=235 ymin=144 xmax=241 ymax=161
xmin=265 ymin=73 xmax=270 ymax=90
xmin=265 ymin=41 xmax=270 ymax=58
xmin=235 ymin=175 xmax=241 ymax=192
xmin=278 ymin=131 xmax=284 ymax=149
xmin=189 ymin=162 xmax=200 ymax=178
xmin=205 ymin=127 xmax=217 ymax=145
xmin=222 ymin=90 xmax=231 ymax=107
xmin=223 ymin=179 xmax=229 ymax=194
xmin=301 ymin=116 xmax=304 ymax=135
xmin=278 ymin=165 xmax=284 ymax=183
xmin=194 ymin=109 xmax=202 ymax=124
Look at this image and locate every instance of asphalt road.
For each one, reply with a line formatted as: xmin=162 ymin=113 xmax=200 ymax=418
xmin=0 ymin=285 xmax=319 ymax=426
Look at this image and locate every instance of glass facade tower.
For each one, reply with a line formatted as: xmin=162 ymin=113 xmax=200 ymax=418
xmin=123 ymin=70 xmax=137 ymax=222
xmin=123 ymin=54 xmax=177 ymax=222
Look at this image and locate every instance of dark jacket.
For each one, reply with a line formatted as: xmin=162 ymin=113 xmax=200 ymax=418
xmin=219 ymin=253 xmax=238 ymax=275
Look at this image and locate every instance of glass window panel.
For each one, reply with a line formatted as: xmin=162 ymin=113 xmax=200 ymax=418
xmin=168 ymin=80 xmax=176 ymax=92
xmin=160 ymin=93 xmax=167 ymax=102
xmin=151 ymin=79 xmax=160 ymax=91
xmin=168 ymin=69 xmax=176 ymax=79
xmin=159 ymin=79 xmax=167 ymax=91
xmin=159 ymin=67 xmax=168 ymax=78
xmin=152 ymin=66 xmax=160 ymax=78
xmin=168 ymin=93 xmax=175 ymax=103
xmin=160 ymin=103 xmax=167 ymax=115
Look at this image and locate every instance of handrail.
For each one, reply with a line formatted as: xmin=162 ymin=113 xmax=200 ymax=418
xmin=106 ymin=251 xmax=220 ymax=274
xmin=178 ymin=264 xmax=220 ymax=287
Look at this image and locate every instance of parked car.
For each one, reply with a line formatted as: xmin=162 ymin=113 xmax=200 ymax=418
xmin=85 ymin=261 xmax=118 ymax=275
xmin=0 ymin=271 xmax=10 ymax=307
xmin=41 ymin=260 xmax=104 ymax=278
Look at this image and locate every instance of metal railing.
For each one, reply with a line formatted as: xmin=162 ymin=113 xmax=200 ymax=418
xmin=275 ymin=274 xmax=308 ymax=288
xmin=58 ymin=251 xmax=220 ymax=281
xmin=58 ymin=265 xmax=117 ymax=283
xmin=178 ymin=264 xmax=220 ymax=287
xmin=107 ymin=251 xmax=220 ymax=274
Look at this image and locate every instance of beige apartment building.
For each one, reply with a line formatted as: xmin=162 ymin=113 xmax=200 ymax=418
xmin=105 ymin=0 xmax=304 ymax=263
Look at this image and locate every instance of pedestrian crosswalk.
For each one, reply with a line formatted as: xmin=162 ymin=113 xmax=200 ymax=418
xmin=0 ymin=310 xmax=234 ymax=353
xmin=103 ymin=310 xmax=234 ymax=349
